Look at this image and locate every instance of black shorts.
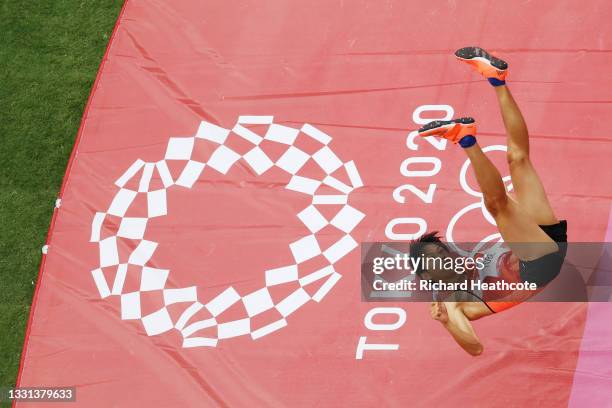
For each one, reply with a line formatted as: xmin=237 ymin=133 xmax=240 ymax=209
xmin=519 ymin=220 xmax=568 ymax=287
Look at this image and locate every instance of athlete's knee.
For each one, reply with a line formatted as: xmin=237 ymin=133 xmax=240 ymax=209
xmin=506 ymin=149 xmax=529 ymax=167
xmin=483 ymin=194 xmax=509 ymax=216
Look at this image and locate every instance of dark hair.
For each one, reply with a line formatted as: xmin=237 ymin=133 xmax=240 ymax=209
xmin=409 ymin=231 xmax=449 ymax=276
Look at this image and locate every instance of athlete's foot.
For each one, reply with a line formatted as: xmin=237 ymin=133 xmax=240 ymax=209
xmin=455 ymin=46 xmax=508 ymax=86
xmin=418 ymin=117 xmax=477 ymax=146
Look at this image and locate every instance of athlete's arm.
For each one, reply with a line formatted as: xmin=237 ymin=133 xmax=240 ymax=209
xmin=430 ymin=302 xmax=484 ymax=356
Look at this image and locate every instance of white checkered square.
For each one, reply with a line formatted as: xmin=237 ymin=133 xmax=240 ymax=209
xmin=297 ymin=205 xmax=328 ymax=233
xmin=289 ymin=235 xmax=321 ymax=263
xmin=207 ymin=145 xmax=241 ymax=174
xmin=313 ymin=146 xmax=342 ymax=174
xmin=117 ymin=217 xmax=147 ymax=239
xmin=165 ymin=137 xmax=194 ymax=160
xmin=330 ymin=205 xmax=365 ymax=233
xmin=242 ymin=288 xmax=274 ymax=317
xmin=264 ymin=124 xmax=299 ymax=145
xmin=276 ymin=146 xmax=310 ymax=174
xmin=196 ymin=121 xmax=230 ymax=144
xmin=243 ymin=146 xmax=273 ymax=175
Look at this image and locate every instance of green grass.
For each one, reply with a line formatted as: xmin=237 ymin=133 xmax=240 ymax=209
xmin=0 ymin=0 xmax=124 ymax=400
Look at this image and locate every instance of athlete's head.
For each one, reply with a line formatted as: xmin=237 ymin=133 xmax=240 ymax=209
xmin=409 ymin=231 xmax=459 ymax=281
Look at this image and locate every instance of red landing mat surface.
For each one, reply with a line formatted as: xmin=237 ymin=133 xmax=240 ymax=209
xmin=16 ymin=1 xmax=612 ymax=407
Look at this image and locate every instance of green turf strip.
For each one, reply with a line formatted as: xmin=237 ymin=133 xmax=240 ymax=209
xmin=0 ymin=0 xmax=124 ymax=400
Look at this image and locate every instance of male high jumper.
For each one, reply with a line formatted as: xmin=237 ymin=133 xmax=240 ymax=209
xmin=413 ymin=47 xmax=568 ymax=356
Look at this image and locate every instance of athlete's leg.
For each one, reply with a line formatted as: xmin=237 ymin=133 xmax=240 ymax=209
xmin=494 ymin=85 xmax=559 ymax=225
xmin=462 ymin=143 xmax=558 ymax=261
xmin=418 ymin=117 xmax=558 ymax=259
xmin=454 ymin=46 xmax=558 ymax=225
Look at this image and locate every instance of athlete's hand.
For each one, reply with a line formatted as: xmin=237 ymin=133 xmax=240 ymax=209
xmin=430 ymin=302 xmax=449 ymax=324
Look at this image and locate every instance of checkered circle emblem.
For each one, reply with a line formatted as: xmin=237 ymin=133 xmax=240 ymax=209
xmin=90 ymin=116 xmax=365 ymax=348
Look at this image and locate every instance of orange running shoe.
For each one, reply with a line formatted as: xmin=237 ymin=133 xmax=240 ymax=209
xmin=455 ymin=46 xmax=508 ymax=85
xmin=417 ymin=117 xmax=477 ymax=144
